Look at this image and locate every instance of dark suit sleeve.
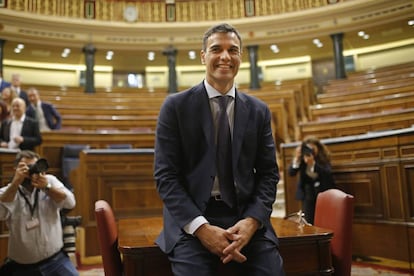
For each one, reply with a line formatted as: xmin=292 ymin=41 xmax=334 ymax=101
xmin=0 ymin=120 xmax=8 ymax=143
xmin=154 ymin=95 xmax=204 ymax=229
xmin=52 ymin=106 xmax=62 ymax=129
xmin=239 ymin=104 xmax=280 ymax=226
xmin=45 ymin=103 xmax=62 ymax=129
xmin=20 ymin=118 xmax=42 ymax=150
xmin=314 ymin=163 xmax=335 ymax=192
xmin=26 ymin=106 xmax=36 ymax=119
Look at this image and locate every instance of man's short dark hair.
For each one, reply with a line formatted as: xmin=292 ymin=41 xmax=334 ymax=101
xmin=14 ymin=150 xmax=40 ymax=166
xmin=202 ymin=23 xmax=242 ymax=51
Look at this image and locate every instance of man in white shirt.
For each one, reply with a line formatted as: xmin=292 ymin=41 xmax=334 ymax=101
xmin=0 ymin=150 xmax=78 ymax=275
xmin=0 ymin=98 xmax=42 ymax=151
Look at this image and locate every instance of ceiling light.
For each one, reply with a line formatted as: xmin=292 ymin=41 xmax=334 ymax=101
xmin=148 ymin=51 xmax=155 ymax=61
xmin=408 ymin=20 xmax=414 ymax=26
xmin=358 ymin=31 xmax=365 ymax=37
xmin=14 ymin=48 xmax=21 ymax=53
xmin=188 ymin=50 xmax=196 ymax=60
xmin=363 ymin=34 xmax=370 ymax=39
xmin=270 ymin=44 xmax=279 ymax=53
xmin=312 ymin=38 xmax=323 ymax=48
xmin=312 ymin=38 xmax=320 ymax=44
xmin=106 ymin=50 xmax=114 ymax=61
xmin=61 ymin=48 xmax=71 ymax=58
xmin=17 ymin=44 xmax=25 ymax=49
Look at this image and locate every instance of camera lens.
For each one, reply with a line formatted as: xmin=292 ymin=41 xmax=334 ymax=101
xmin=28 ymin=158 xmax=49 ymax=175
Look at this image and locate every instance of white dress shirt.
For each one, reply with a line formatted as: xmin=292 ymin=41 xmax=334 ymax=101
xmin=183 ymin=80 xmax=236 ymax=235
xmin=8 ymin=115 xmax=25 ymax=149
xmin=0 ymin=175 xmax=76 ymax=264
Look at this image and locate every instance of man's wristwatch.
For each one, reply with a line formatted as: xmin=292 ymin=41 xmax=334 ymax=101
xmin=44 ymin=182 xmax=52 ymax=192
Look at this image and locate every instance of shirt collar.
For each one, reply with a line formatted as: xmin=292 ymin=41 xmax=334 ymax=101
xmin=13 ymin=114 xmax=26 ymax=123
xmin=204 ymin=79 xmax=235 ymax=99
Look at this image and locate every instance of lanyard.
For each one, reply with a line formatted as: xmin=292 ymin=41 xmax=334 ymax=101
xmin=18 ymin=187 xmax=40 ymax=218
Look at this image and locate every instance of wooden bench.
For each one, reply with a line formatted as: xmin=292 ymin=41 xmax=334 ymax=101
xmin=56 ymin=104 xmax=160 ymax=117
xmin=36 ymin=129 xmax=156 ymax=178
xmin=42 ymin=95 xmax=166 ymax=106
xmin=322 ymin=73 xmax=414 ymax=94
xmin=268 ymin=101 xmax=291 ymax=146
xmin=309 ymin=91 xmax=414 ymax=121
xmin=323 ymin=64 xmax=414 ymax=92
xmin=299 ymin=107 xmax=414 ymax=139
xmin=317 ymin=83 xmax=414 ymax=104
xmin=340 ymin=61 xmax=414 ymax=81
xmin=247 ymin=89 xmax=305 ymax=140
xmin=60 ymin=114 xmax=158 ymax=131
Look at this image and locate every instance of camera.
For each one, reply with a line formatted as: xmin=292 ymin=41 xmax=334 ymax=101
xmin=301 ymin=143 xmax=314 ymax=157
xmin=28 ymin=158 xmax=49 ymax=175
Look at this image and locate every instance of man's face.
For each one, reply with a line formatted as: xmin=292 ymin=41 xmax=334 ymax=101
xmin=11 ymin=75 xmax=20 ymax=87
xmin=201 ymin=32 xmax=241 ymax=88
xmin=11 ymin=100 xmax=25 ymax=118
xmin=28 ymin=90 xmax=39 ymax=104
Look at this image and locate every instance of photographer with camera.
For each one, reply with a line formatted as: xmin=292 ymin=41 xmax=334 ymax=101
xmin=0 ymin=150 xmax=78 ymax=276
xmin=288 ymin=136 xmax=335 ymax=224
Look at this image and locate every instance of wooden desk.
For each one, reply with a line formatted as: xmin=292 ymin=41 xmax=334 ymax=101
xmin=118 ymin=217 xmax=333 ymax=276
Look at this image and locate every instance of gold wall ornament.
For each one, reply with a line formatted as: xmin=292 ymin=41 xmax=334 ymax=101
xmin=84 ymin=0 xmax=96 ymax=19
xmin=123 ymin=4 xmax=138 ymax=22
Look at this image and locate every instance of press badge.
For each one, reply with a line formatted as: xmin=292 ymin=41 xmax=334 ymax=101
xmin=26 ymin=218 xmax=40 ymax=230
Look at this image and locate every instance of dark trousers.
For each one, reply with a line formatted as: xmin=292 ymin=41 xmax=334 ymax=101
xmin=303 ymin=185 xmax=317 ymax=224
xmin=0 ymin=250 xmax=78 ymax=276
xmin=168 ymin=198 xmax=285 ymax=276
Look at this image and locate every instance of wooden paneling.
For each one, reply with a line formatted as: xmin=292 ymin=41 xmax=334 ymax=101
xmin=70 ymin=149 xmax=161 ymax=257
xmin=333 ymin=168 xmax=383 ymax=219
xmin=352 ymin=222 xmax=410 ymax=265
xmin=37 ymin=130 xmax=155 ymax=178
xmin=0 ymin=149 xmax=19 ymax=186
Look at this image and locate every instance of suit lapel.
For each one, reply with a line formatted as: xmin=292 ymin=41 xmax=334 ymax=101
xmin=193 ymin=83 xmax=215 ymax=149
xmin=233 ymin=91 xmax=249 ymax=164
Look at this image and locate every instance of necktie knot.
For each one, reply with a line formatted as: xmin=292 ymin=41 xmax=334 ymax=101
xmin=218 ymin=94 xmax=230 ymax=105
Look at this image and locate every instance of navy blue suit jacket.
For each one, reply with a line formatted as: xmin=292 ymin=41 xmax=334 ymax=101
xmin=154 ymin=82 xmax=280 ymax=253
xmin=26 ymin=102 xmax=62 ymax=130
xmin=0 ymin=116 xmax=42 ymax=150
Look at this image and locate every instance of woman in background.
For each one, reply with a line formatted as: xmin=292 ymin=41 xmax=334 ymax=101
xmin=1 ymin=87 xmax=18 ymax=119
xmin=288 ymin=136 xmax=335 ymax=224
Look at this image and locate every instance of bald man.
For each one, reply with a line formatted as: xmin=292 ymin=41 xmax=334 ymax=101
xmin=0 ymin=98 xmax=42 ymax=150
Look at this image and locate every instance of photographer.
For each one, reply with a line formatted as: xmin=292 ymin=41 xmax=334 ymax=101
xmin=0 ymin=150 xmax=78 ymax=276
xmin=288 ymin=136 xmax=335 ymax=224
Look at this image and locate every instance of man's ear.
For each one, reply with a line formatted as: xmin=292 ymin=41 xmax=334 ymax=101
xmin=200 ymin=50 xmax=205 ymax=64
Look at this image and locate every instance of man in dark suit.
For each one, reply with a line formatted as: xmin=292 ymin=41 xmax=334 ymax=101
xmin=10 ymin=73 xmax=29 ymax=107
xmin=154 ymin=23 xmax=285 ymax=275
xmin=26 ymin=87 xmax=62 ymax=131
xmin=0 ymin=98 xmax=42 ymax=151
